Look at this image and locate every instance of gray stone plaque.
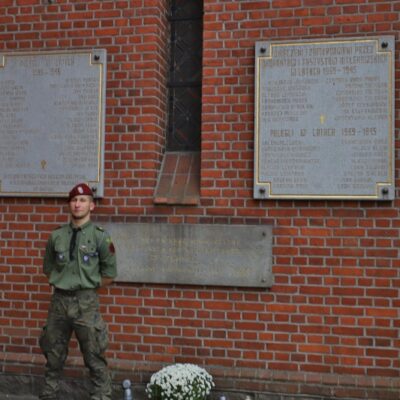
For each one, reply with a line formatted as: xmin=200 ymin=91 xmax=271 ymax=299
xmin=0 ymin=50 xmax=106 ymax=197
xmin=104 ymin=223 xmax=273 ymax=288
xmin=254 ymin=37 xmax=394 ymax=200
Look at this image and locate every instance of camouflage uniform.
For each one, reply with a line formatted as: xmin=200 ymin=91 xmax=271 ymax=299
xmin=40 ymin=220 xmax=117 ymax=400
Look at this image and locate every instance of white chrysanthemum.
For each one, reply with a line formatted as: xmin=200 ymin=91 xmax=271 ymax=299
xmin=145 ymin=363 xmax=214 ymax=400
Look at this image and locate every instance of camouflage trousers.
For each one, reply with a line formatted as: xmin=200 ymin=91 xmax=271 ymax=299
xmin=39 ymin=289 xmax=112 ymax=400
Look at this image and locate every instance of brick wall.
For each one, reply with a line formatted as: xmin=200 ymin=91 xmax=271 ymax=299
xmin=0 ymin=1 xmax=399 ymax=399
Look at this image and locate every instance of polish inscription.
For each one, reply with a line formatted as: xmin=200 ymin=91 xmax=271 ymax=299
xmin=0 ymin=50 xmax=106 ymax=197
xmin=254 ymin=37 xmax=394 ymax=200
xmin=104 ymin=223 xmax=273 ymax=288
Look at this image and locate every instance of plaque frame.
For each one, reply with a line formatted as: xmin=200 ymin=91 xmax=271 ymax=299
xmin=254 ymin=36 xmax=395 ymax=201
xmin=0 ymin=49 xmax=106 ymax=198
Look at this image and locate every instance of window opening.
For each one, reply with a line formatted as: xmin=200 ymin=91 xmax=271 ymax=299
xmin=167 ymin=0 xmax=203 ymax=151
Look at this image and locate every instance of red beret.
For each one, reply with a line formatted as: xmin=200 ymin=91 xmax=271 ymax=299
xmin=68 ymin=183 xmax=94 ymax=201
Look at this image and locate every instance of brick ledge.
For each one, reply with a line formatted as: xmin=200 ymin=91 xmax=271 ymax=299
xmin=153 ymin=151 xmax=200 ymax=205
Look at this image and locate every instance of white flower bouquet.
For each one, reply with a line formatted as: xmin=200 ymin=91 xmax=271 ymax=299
xmin=146 ymin=363 xmax=215 ymax=400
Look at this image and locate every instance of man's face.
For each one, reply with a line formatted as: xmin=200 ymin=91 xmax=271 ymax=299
xmin=69 ymin=195 xmax=94 ymax=222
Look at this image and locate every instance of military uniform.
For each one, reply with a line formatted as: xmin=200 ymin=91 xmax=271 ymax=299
xmin=40 ymin=220 xmax=117 ymax=400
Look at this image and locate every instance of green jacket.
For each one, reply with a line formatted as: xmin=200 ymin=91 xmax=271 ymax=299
xmin=43 ymin=221 xmax=117 ymax=290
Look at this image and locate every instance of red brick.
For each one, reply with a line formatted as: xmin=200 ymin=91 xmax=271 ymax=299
xmin=0 ymin=1 xmax=398 ymax=397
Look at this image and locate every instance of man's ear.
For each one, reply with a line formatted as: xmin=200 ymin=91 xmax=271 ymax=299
xmin=90 ymin=200 xmax=95 ymax=212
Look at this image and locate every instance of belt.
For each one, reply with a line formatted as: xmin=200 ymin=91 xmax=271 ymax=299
xmin=54 ymin=288 xmax=95 ymax=296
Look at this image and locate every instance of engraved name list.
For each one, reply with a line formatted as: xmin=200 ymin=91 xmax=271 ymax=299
xmin=0 ymin=50 xmax=106 ymax=197
xmin=254 ymin=37 xmax=394 ymax=200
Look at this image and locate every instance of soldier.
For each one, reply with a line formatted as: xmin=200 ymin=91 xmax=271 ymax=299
xmin=39 ymin=183 xmax=117 ymax=400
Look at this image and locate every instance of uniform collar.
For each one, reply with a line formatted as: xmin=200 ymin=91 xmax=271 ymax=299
xmin=69 ymin=220 xmax=92 ymax=232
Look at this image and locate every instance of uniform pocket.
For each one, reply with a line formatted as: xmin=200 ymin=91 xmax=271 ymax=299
xmin=79 ymin=246 xmax=99 ymax=269
xmin=54 ymin=246 xmax=69 ymax=271
xmin=95 ymin=319 xmax=109 ymax=354
xmin=39 ymin=325 xmax=49 ymax=353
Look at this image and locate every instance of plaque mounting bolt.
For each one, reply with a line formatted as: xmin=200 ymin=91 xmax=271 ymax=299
xmin=91 ymin=186 xmax=97 ymax=194
xmin=381 ymin=187 xmax=389 ymax=195
xmin=259 ymin=187 xmax=266 ymax=195
xmin=94 ymin=55 xmax=100 ymax=61
xmin=260 ymin=47 xmax=266 ymax=54
xmin=381 ymin=42 xmax=388 ymax=49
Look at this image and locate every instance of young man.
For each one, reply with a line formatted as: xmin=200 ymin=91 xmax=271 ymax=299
xmin=39 ymin=183 xmax=117 ymax=400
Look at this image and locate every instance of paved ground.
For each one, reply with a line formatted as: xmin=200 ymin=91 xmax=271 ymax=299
xmin=0 ymin=391 xmax=125 ymax=400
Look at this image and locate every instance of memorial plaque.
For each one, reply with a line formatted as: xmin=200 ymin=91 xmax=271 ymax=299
xmin=254 ymin=37 xmax=394 ymax=200
xmin=104 ymin=223 xmax=273 ymax=288
xmin=0 ymin=50 xmax=106 ymax=197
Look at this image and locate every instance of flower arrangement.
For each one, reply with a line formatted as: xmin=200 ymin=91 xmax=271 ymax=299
xmin=146 ymin=363 xmax=215 ymax=400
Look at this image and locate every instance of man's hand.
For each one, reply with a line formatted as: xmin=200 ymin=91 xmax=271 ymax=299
xmin=101 ymin=277 xmax=114 ymax=287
